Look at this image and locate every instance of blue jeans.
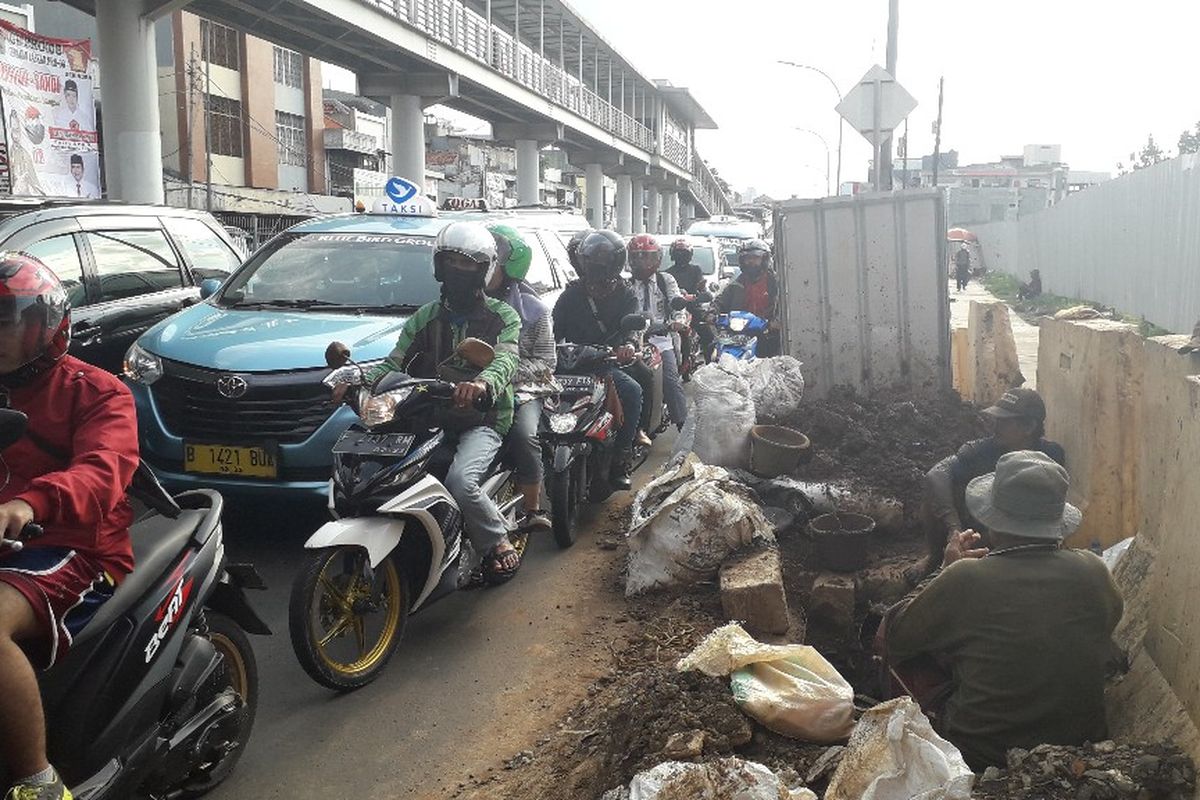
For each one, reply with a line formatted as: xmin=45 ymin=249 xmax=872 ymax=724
xmin=660 ymin=348 xmax=687 ymax=428
xmin=607 ymin=367 xmax=642 ymax=449
xmin=445 ymin=426 xmax=508 ymax=555
xmin=507 ymin=398 xmax=543 ymax=486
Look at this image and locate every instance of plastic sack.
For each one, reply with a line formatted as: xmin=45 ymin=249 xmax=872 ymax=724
xmin=677 ymin=623 xmax=855 ymax=743
xmin=626 ymin=456 xmax=774 ymax=596
xmin=1102 ymin=536 xmax=1134 ymax=571
xmin=825 ymin=697 xmax=974 ymax=800
xmin=719 ymin=354 xmax=807 ymax=424
xmin=691 ymin=362 xmax=755 ymax=468
xmin=601 ymin=758 xmax=818 ymax=800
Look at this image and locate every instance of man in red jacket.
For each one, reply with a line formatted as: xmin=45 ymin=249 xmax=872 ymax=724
xmin=0 ymin=254 xmax=138 ymax=800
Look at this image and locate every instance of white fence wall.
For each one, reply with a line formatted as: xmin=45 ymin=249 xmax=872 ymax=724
xmin=973 ymin=155 xmax=1200 ymax=333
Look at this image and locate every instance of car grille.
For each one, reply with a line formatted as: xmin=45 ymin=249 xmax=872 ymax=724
xmin=152 ymin=359 xmax=334 ymax=445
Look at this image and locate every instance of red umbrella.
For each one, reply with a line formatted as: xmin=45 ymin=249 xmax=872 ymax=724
xmin=947 ymin=227 xmax=977 ymax=242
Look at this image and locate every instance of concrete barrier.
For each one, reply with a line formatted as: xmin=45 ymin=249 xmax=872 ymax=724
xmin=958 ymin=301 xmax=1022 ymax=407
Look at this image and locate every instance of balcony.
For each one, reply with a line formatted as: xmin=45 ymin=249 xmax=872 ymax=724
xmin=324 ymin=128 xmax=383 ymax=155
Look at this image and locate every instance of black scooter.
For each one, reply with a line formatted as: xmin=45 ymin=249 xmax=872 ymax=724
xmin=0 ymin=408 xmax=269 ymax=800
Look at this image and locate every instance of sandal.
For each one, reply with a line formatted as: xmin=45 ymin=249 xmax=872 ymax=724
xmin=483 ymin=541 xmax=522 ymax=586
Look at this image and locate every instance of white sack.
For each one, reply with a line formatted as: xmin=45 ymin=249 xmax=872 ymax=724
xmin=720 ymin=354 xmax=807 ymax=424
xmin=604 ymin=758 xmax=817 ymax=800
xmin=691 ymin=362 xmax=755 ymax=468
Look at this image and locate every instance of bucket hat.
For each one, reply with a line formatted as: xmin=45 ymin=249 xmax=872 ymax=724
xmin=965 ymin=450 xmax=1081 ymax=540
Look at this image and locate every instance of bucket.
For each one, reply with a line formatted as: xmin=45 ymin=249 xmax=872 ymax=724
xmin=809 ymin=512 xmax=876 ymax=572
xmin=749 ymin=424 xmax=811 ymax=477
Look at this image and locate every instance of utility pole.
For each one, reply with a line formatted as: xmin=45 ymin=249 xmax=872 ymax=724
xmin=879 ymin=0 xmax=899 ymax=190
xmin=185 ymin=44 xmax=195 ymax=209
xmin=931 ymin=76 xmax=944 ymax=187
xmin=204 ymin=33 xmax=212 ymax=213
xmin=900 ymin=118 xmax=909 ymax=189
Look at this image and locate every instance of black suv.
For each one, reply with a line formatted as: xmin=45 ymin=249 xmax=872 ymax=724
xmin=0 ymin=201 xmax=243 ymax=372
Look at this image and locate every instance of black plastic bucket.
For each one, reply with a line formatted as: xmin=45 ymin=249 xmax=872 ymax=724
xmin=809 ymin=512 xmax=876 ymax=572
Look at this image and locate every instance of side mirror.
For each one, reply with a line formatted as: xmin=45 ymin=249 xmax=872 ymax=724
xmin=325 ymin=341 xmax=351 ymax=369
xmin=456 ymin=337 xmax=495 ymax=368
xmin=199 ymin=278 xmax=224 ymax=300
xmin=0 ymin=408 xmax=28 ymax=450
xmin=669 ymin=296 xmax=689 ymax=311
xmin=696 ymin=291 xmax=714 ymax=303
xmin=620 ymin=313 xmax=649 ymax=333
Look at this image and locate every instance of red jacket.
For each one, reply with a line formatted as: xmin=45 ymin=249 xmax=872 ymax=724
xmin=3 ymin=356 xmax=138 ymax=575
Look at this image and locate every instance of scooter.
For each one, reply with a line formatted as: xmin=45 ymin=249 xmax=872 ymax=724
xmin=714 ymin=310 xmax=769 ymax=360
xmin=0 ymin=408 xmax=269 ymax=800
xmin=289 ymin=339 xmax=521 ymax=692
xmin=676 ymin=292 xmax=714 ymax=380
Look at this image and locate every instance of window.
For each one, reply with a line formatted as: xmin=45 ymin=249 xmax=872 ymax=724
xmin=207 ymin=95 xmax=243 ymax=157
xmin=23 ymin=236 xmax=87 ymax=308
xmin=163 ymin=217 xmax=241 ymax=280
xmin=199 ymin=20 xmax=239 ymax=70
xmin=86 ymin=230 xmax=183 ymax=303
xmin=275 ymin=111 xmax=306 ymax=167
xmin=521 ymin=232 xmax=556 ymax=293
xmin=273 ymin=46 xmax=303 ymax=88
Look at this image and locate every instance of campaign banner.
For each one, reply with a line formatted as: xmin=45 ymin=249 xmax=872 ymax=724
xmin=0 ymin=20 xmax=100 ymax=198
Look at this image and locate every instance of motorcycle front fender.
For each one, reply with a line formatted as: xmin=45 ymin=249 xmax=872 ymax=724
xmin=552 ymin=443 xmax=576 ymax=473
xmin=302 ymin=516 xmax=407 ymax=569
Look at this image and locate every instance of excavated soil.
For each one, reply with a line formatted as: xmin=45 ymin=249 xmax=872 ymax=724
xmin=972 ymin=741 xmax=1196 ymax=799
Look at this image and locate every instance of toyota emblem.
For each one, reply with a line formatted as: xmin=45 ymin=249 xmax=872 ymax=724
xmin=216 ymin=375 xmax=248 ymax=399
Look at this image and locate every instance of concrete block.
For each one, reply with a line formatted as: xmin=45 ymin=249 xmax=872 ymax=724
xmin=809 ymin=572 xmax=856 ymax=634
xmin=858 ymin=561 xmax=914 ymax=606
xmin=951 ymin=326 xmax=971 ymax=400
xmin=967 ymin=301 xmax=1024 ymax=407
xmin=719 ymin=548 xmax=790 ymax=635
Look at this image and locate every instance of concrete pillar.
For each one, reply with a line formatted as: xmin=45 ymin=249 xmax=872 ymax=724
xmin=391 ymin=94 xmax=426 ymax=186
xmin=516 ymin=138 xmax=540 ymax=206
xmin=95 ymin=0 xmax=164 ymax=202
xmin=615 ymin=174 xmax=633 ymax=234
xmin=631 ymin=176 xmax=645 ymax=233
xmin=585 ymin=163 xmax=605 ymax=228
xmin=648 ymin=189 xmax=662 ymax=234
xmin=681 ymin=200 xmax=695 ymax=229
xmin=667 ymin=192 xmax=680 ymax=235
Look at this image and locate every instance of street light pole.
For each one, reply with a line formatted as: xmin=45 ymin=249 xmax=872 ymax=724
xmin=794 ymin=128 xmax=830 ymax=197
xmin=778 ymin=60 xmax=843 ymax=192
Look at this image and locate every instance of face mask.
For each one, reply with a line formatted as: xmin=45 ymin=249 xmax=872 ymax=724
xmin=442 ymin=269 xmax=483 ymax=309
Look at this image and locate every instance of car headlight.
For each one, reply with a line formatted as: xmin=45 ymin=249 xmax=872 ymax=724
xmin=361 ymin=387 xmax=414 ymax=428
xmin=123 ymin=342 xmax=163 ymax=385
xmin=550 ymin=412 xmax=578 ymax=434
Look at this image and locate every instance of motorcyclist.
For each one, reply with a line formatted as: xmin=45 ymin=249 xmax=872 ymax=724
xmin=716 ymin=238 xmax=781 ymax=357
xmin=665 ymin=238 xmax=705 ymax=296
xmin=0 ymin=254 xmax=139 ymax=800
xmin=368 ymin=221 xmax=524 ymax=584
xmin=627 ymin=234 xmax=687 ymax=430
xmin=485 ymin=224 xmax=555 ymax=532
xmin=551 ymin=230 xmax=643 ymax=490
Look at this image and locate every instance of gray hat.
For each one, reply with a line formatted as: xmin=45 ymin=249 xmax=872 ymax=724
xmin=966 ymin=450 xmax=1081 ymax=541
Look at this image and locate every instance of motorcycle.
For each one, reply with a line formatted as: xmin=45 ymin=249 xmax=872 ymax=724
xmin=289 ymin=339 xmax=521 ymax=691
xmin=0 ymin=408 xmax=269 ymax=800
xmin=675 ymin=291 xmax=714 ymax=381
xmin=714 ymin=310 xmax=770 ymax=361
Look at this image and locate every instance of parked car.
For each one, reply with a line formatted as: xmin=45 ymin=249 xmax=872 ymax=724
xmin=123 ymin=210 xmax=575 ymax=498
xmin=0 ymin=201 xmax=242 ymax=372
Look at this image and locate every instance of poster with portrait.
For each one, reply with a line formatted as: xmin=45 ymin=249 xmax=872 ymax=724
xmin=0 ymin=20 xmax=100 ymax=198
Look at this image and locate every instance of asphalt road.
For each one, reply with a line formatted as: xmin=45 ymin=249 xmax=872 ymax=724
xmin=206 ymin=441 xmax=668 ymax=800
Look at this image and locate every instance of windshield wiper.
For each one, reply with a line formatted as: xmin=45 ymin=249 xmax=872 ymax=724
xmin=226 ymin=298 xmax=338 ymax=310
xmin=291 ymin=302 xmax=424 ymax=314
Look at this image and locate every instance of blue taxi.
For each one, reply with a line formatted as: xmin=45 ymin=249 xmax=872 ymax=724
xmin=123 ymin=201 xmax=458 ymax=498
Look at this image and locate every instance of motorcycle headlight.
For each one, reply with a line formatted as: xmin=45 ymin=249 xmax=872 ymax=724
xmin=361 ymin=387 xmax=414 ymax=428
xmin=550 ymin=412 xmax=578 ymax=434
xmin=729 ymin=316 xmax=749 ymax=333
xmin=123 ymin=342 xmax=163 ymax=385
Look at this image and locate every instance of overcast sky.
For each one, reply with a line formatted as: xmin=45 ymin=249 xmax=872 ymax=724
xmin=563 ymin=0 xmax=1198 ymax=199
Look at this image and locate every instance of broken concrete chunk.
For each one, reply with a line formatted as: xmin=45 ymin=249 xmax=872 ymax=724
xmin=858 ymin=561 xmax=917 ymax=605
xmin=661 ymin=730 xmax=705 ymax=760
xmin=720 ymin=548 xmax=790 ymax=635
xmin=809 ymin=572 xmax=856 ymax=634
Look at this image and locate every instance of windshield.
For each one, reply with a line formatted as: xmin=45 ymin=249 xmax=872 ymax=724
xmin=660 ymin=244 xmax=716 ymax=275
xmin=216 ymin=232 xmax=439 ymax=311
xmin=686 ymin=220 xmax=762 ymax=239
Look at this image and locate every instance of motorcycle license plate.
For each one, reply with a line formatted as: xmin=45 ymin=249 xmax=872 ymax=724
xmin=332 ymin=431 xmax=415 ymax=457
xmin=557 ymin=375 xmax=595 ymax=391
xmin=184 ymin=443 xmax=278 ymax=478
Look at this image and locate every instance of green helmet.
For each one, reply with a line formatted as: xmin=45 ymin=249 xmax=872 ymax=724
xmin=487 ymin=223 xmax=533 ymax=282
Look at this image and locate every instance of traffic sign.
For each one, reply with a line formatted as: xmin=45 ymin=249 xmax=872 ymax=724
xmin=835 ymin=65 xmax=917 ymax=147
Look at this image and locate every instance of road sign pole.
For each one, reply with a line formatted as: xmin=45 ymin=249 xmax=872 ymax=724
xmin=872 ymin=78 xmax=882 ymax=191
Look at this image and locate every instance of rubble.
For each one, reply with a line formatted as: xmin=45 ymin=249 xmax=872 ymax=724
xmin=971 ymin=740 xmax=1197 ymax=799
xmin=809 ymin=572 xmax=857 ymax=637
xmin=719 ymin=548 xmax=790 ymax=635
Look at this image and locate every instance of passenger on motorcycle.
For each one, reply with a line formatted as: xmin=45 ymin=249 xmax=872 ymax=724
xmin=368 ymin=222 xmax=524 ymax=584
xmin=666 ymin=238 xmax=705 ymax=296
xmin=717 ymin=238 xmax=781 ymax=357
xmin=627 ymin=234 xmax=688 ymax=430
xmin=486 ymin=224 xmax=555 ymax=532
xmin=551 ymin=230 xmax=642 ymax=490
xmin=0 ymin=254 xmax=139 ymax=800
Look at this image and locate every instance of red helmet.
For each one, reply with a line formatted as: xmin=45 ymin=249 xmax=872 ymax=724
xmin=669 ymin=238 xmax=693 ymax=258
xmin=627 ymin=233 xmax=661 ymax=277
xmin=0 ymin=253 xmax=70 ymax=387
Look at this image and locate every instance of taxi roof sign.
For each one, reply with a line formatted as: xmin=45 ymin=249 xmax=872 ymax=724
xmin=369 ymin=176 xmax=437 ymax=217
xmin=440 ymin=196 xmax=489 ymax=212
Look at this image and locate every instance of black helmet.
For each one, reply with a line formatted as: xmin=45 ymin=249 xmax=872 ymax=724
xmin=576 ymin=230 xmax=626 ymax=283
xmin=738 ymin=238 xmax=772 ymax=273
xmin=567 ymin=228 xmax=593 ymax=272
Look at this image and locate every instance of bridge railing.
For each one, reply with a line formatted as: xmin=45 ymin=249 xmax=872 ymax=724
xmin=375 ymin=0 xmax=668 ymax=166
xmin=690 ymin=148 xmax=732 ymax=217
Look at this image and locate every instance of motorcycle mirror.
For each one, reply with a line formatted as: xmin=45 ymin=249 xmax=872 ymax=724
xmin=620 ymin=313 xmax=649 ymax=333
xmin=696 ymin=291 xmax=714 ymax=303
xmin=0 ymin=408 xmax=28 ymax=451
xmin=669 ymin=296 xmax=689 ymax=311
xmin=456 ymin=337 xmax=495 ymax=368
xmin=325 ymin=341 xmax=351 ymax=369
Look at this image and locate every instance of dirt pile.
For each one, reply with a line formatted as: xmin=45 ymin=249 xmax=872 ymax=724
xmin=972 ymin=741 xmax=1197 ymax=799
xmin=785 ymin=386 xmax=989 ymax=514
